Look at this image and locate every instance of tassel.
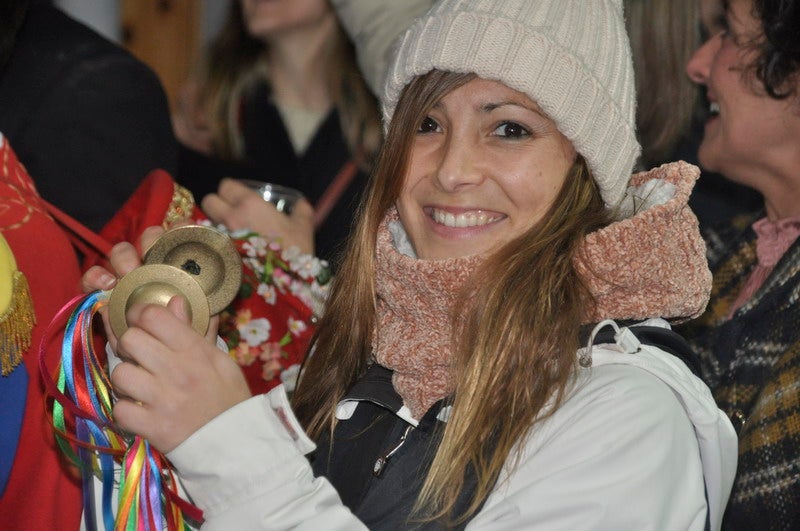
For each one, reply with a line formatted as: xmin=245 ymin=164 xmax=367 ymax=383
xmin=1 ymin=271 xmax=36 ymax=375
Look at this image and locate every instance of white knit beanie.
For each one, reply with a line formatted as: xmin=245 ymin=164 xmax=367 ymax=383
xmin=382 ymin=0 xmax=640 ymax=211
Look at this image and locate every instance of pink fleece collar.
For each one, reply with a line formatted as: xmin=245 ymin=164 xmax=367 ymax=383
xmin=576 ymin=161 xmax=711 ymax=324
xmin=373 ymin=161 xmax=711 ymax=418
xmin=752 ymin=215 xmax=800 ymax=267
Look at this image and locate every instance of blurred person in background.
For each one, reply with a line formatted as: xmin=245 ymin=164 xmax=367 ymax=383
xmin=624 ymin=0 xmax=761 ymax=229
xmin=174 ymin=0 xmax=381 ymax=265
xmin=624 ymin=0 xmax=698 ymax=169
xmin=679 ymin=0 xmax=800 ymax=528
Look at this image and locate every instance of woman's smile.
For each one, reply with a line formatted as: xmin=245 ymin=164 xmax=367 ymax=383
xmin=426 ymin=207 xmax=505 ymax=229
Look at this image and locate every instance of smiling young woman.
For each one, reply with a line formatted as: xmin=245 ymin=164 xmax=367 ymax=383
xmin=84 ymin=1 xmax=737 ymax=529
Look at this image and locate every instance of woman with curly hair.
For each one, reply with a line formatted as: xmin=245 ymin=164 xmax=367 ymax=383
xmin=681 ymin=0 xmax=800 ymax=528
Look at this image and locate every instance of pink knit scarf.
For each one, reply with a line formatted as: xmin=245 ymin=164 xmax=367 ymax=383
xmin=373 ymin=161 xmax=712 ymax=419
xmin=372 ymin=210 xmax=484 ymax=419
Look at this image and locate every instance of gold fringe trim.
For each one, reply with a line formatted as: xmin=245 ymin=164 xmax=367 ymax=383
xmin=1 ymin=271 xmax=36 ymax=375
xmin=163 ymin=184 xmax=196 ymax=228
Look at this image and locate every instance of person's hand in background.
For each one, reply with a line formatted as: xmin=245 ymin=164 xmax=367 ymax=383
xmin=202 ymin=178 xmax=315 ymax=255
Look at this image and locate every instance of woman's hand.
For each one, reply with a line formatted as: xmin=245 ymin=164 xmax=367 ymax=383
xmin=81 ymin=225 xmax=219 ymax=350
xmin=82 ymin=225 xmax=166 ymax=292
xmin=80 ymin=225 xmax=245 ymax=452
xmin=82 ymin=226 xmax=167 ymax=351
xmin=202 ymin=178 xmax=315 ymax=255
xmin=111 ymin=296 xmax=251 ymax=453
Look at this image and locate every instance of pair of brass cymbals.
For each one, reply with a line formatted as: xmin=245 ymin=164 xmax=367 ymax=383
xmin=108 ymin=225 xmax=242 ymax=338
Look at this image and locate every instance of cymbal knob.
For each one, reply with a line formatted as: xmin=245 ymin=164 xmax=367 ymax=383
xmin=143 ymin=225 xmax=242 ymax=314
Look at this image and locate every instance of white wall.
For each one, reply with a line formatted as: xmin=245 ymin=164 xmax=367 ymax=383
xmin=201 ymin=0 xmax=229 ymax=46
xmin=55 ymin=0 xmax=122 ymax=42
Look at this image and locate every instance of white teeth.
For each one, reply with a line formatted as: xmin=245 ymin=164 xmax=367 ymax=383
xmin=709 ymin=102 xmax=720 ymax=115
xmin=431 ymin=209 xmax=500 ymax=228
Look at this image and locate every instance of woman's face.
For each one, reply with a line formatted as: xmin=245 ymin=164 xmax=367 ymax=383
xmin=687 ymin=0 xmax=796 ymax=188
xmin=396 ymin=78 xmax=576 ymax=261
xmin=240 ymin=0 xmax=331 ymax=40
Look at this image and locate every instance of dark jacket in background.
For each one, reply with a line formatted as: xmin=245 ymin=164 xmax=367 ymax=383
xmin=178 ymin=82 xmax=367 ymax=268
xmin=679 ymin=211 xmax=800 ymax=530
xmin=0 ymin=3 xmax=177 ymax=232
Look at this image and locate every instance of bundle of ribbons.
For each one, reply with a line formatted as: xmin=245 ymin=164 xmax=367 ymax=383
xmin=39 ymin=291 xmax=202 ymax=531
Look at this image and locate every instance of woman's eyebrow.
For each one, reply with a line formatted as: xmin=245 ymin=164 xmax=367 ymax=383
xmin=481 ymin=100 xmax=546 ymax=117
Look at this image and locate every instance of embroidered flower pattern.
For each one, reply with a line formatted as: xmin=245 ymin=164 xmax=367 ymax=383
xmin=241 ymin=235 xmax=267 ymax=257
xmin=239 ymin=318 xmax=271 ymax=347
xmin=260 ymin=342 xmax=284 ymax=382
xmin=234 ymin=342 xmax=258 ymax=366
xmin=287 ymin=317 xmax=307 ymax=337
xmin=257 ymin=283 xmax=277 ymax=305
xmin=209 ymin=224 xmax=331 ymax=395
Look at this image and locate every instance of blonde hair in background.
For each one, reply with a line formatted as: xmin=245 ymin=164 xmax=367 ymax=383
xmin=194 ymin=1 xmax=381 ymax=171
xmin=293 ymin=70 xmax=611 ymax=525
xmin=624 ymin=0 xmax=700 ymax=167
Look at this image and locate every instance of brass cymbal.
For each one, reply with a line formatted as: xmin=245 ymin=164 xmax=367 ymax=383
xmin=143 ymin=225 xmax=242 ymax=314
xmin=108 ymin=264 xmax=210 ymax=338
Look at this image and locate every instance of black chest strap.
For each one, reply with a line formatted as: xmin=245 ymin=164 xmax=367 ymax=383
xmin=585 ymin=323 xmax=704 ymax=378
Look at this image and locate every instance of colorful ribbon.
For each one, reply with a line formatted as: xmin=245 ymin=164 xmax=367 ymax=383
xmin=40 ymin=291 xmax=202 ymax=530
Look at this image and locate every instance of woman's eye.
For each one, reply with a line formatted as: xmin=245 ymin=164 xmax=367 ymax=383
xmin=700 ymin=7 xmax=729 ymax=41
xmin=715 ymin=11 xmax=733 ymax=38
xmin=493 ymin=121 xmax=531 ymax=139
xmin=417 ymin=116 xmax=441 ymax=133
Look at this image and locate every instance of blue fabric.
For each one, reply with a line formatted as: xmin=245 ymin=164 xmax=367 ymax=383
xmin=0 ymin=363 xmax=28 ymax=496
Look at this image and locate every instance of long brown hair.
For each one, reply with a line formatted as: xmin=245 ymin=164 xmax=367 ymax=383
xmin=195 ymin=1 xmax=381 ymax=169
xmin=292 ymin=70 xmax=610 ymax=524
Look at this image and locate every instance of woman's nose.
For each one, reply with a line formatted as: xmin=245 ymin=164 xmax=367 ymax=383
xmin=434 ymin=135 xmax=484 ymax=192
xmin=686 ymin=36 xmax=719 ymax=85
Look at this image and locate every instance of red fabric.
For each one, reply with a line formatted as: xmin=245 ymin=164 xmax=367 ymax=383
xmin=0 ymin=144 xmax=316 ymax=526
xmin=83 ymin=168 xmax=197 ymax=269
xmin=217 ymin=237 xmax=318 ymax=395
xmin=0 ymin=143 xmax=209 ymax=528
xmin=0 ymin=137 xmax=83 ymax=530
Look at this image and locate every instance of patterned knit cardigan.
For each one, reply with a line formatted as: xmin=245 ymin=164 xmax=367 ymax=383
xmin=679 ymin=212 xmax=800 ymax=531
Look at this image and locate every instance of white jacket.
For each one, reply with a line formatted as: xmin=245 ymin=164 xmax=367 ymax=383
xmin=166 ymin=319 xmax=737 ymax=530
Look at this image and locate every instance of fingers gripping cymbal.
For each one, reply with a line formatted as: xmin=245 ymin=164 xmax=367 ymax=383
xmin=108 ymin=225 xmax=242 ymax=337
xmin=108 ymin=264 xmax=209 ymax=337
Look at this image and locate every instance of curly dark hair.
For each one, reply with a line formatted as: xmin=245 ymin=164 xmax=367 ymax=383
xmin=752 ymin=0 xmax=800 ymax=99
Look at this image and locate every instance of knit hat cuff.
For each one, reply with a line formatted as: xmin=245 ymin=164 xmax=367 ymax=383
xmin=382 ymin=10 xmax=641 ymax=209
